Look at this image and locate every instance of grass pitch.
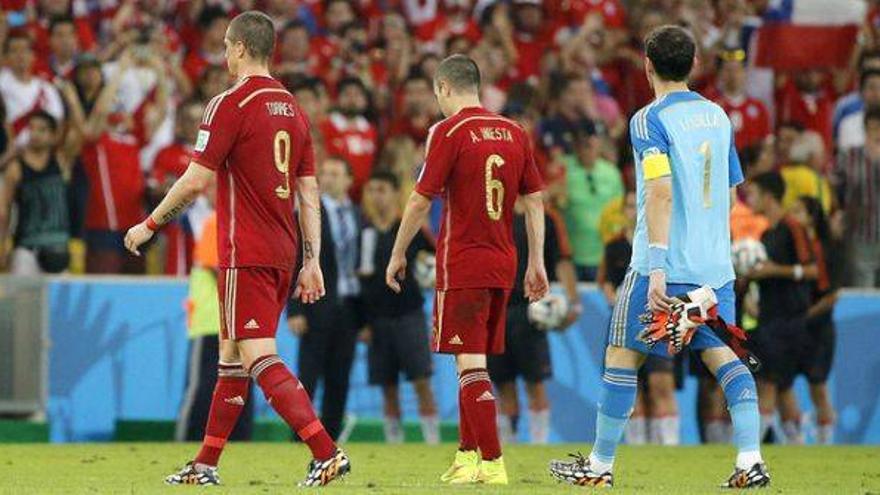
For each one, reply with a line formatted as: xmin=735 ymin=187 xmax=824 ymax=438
xmin=0 ymin=443 xmax=878 ymax=494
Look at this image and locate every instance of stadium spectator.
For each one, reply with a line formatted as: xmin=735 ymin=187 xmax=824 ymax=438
xmin=775 ymin=70 xmax=834 ymax=154
xmin=33 ymin=16 xmax=81 ymax=80
xmin=709 ymin=48 xmax=771 ymax=151
xmin=834 ymin=107 xmax=880 ymax=288
xmin=833 ymin=50 xmax=880 ymax=144
xmin=319 ymin=77 xmax=377 ymax=201
xmin=778 ymin=128 xmax=833 ymax=214
xmin=288 ymin=157 xmax=363 ymax=440
xmin=504 ymin=0 xmax=558 ymax=86
xmin=388 ymin=73 xmax=439 ymax=146
xmin=0 ymin=111 xmax=74 ymax=274
xmin=0 ymin=33 xmax=65 ymax=146
xmin=182 ymin=7 xmax=230 ymax=85
xmin=539 ymin=75 xmax=600 ymax=154
xmin=69 ymin=52 xmax=165 ymax=274
xmin=560 ymin=121 xmax=623 ymax=281
xmin=27 ymin=0 xmax=97 ymax=62
xmin=745 ymin=171 xmax=818 ymax=444
xmin=835 ymin=70 xmax=880 ymax=151
xmin=358 ymin=171 xmax=439 ymax=444
xmin=274 ymin=21 xmax=320 ymax=81
xmin=194 ymin=64 xmax=231 ymax=103
xmin=376 ymin=135 xmax=422 ymax=212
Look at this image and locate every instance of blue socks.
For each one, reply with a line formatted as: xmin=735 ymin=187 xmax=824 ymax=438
xmin=590 ymin=367 xmax=638 ymax=470
xmin=716 ymin=360 xmax=763 ymax=468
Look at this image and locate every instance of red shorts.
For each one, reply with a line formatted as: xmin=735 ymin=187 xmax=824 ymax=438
xmin=218 ymin=267 xmax=292 ymax=340
xmin=432 ymin=288 xmax=511 ymax=355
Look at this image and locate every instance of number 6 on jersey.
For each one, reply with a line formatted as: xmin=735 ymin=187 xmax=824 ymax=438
xmin=485 ymin=154 xmax=505 ymax=220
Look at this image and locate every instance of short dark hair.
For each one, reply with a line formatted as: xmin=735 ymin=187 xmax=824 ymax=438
xmin=645 ymin=25 xmax=696 ymax=82
xmin=29 ymin=110 xmax=58 ymax=132
xmin=404 ymin=73 xmax=431 ymax=88
xmin=435 ymin=54 xmax=481 ymax=93
xmin=861 ymin=69 xmax=880 ymax=89
xmin=336 ymin=76 xmax=368 ymax=96
xmin=864 ymin=106 xmax=880 ymax=126
xmin=49 ymin=16 xmax=75 ymax=34
xmin=777 ymin=120 xmax=805 ymax=133
xmin=4 ymin=32 xmax=32 ymax=53
xmin=199 ymin=6 xmax=229 ymax=29
xmin=738 ymin=144 xmax=762 ymax=173
xmin=323 ymin=156 xmax=353 ymax=177
xmin=281 ymin=19 xmax=308 ymax=35
xmin=291 ymin=77 xmax=324 ymax=98
xmin=858 ymin=49 xmax=880 ymax=71
xmin=751 ymin=171 xmax=786 ymax=202
xmin=368 ymin=170 xmax=400 ymax=190
xmin=228 ymin=10 xmax=275 ymax=61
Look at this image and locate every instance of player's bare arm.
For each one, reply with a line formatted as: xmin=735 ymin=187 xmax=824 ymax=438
xmin=521 ymin=191 xmax=549 ymax=302
xmin=386 ymin=191 xmax=432 ymax=293
xmin=645 ymin=175 xmax=676 ymax=312
xmin=0 ymin=161 xmax=22 ymax=267
xmin=124 ymin=162 xmax=213 ymax=256
xmin=293 ymin=175 xmax=325 ymax=304
xmin=747 ymin=259 xmax=818 ymax=281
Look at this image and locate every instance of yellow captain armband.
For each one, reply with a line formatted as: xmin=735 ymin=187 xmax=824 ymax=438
xmin=643 ymin=153 xmax=671 ymax=180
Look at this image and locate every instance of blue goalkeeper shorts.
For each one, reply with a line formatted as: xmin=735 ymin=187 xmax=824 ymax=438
xmin=607 ymin=270 xmax=735 ymax=357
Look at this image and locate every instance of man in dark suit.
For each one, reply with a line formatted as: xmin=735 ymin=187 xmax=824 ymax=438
xmin=288 ymin=157 xmax=362 ymax=440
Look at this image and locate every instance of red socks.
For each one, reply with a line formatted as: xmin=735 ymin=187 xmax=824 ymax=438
xmin=459 ymin=368 xmax=501 ymax=460
xmin=194 ymin=363 xmax=250 ymax=467
xmin=458 ymin=387 xmax=477 ymax=451
xmin=251 ymin=355 xmax=336 ymax=460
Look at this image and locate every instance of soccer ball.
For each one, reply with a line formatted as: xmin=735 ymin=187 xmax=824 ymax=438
xmin=414 ymin=253 xmax=436 ymax=289
xmin=527 ymin=294 xmax=570 ymax=331
xmin=731 ymin=238 xmax=767 ymax=276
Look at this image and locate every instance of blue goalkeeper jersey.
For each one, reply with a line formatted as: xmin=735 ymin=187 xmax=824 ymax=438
xmin=629 ymin=90 xmax=744 ymax=289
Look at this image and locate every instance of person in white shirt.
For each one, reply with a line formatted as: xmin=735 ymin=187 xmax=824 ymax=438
xmin=0 ymin=34 xmax=64 ymax=147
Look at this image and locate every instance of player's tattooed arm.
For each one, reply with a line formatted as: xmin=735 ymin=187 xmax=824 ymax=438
xmin=296 ymin=176 xmax=322 ymax=263
xmin=149 ymin=162 xmax=214 ymax=227
xmin=159 ymin=198 xmax=194 ymax=224
xmin=295 ymin=176 xmax=325 ymax=303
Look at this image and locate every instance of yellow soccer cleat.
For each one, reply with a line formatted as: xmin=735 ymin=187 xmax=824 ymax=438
xmin=440 ymin=450 xmax=479 ymax=484
xmin=475 ymin=456 xmax=508 ymax=485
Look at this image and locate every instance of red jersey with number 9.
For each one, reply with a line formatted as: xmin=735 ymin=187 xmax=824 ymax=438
xmin=415 ymin=106 xmax=544 ymax=290
xmin=192 ymin=76 xmax=316 ymax=270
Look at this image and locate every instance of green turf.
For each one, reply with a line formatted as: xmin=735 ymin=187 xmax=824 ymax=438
xmin=0 ymin=443 xmax=878 ymax=494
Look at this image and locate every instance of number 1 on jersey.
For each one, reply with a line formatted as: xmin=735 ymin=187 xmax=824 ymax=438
xmin=699 ymin=141 xmax=712 ymax=208
xmin=274 ymin=130 xmax=291 ymax=199
xmin=485 ymin=154 xmax=505 ymax=220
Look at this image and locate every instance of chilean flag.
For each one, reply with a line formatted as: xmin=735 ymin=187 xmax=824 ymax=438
xmin=753 ymin=0 xmax=865 ymax=70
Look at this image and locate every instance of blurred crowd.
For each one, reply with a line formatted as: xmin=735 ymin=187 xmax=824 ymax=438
xmin=0 ymin=0 xmax=877 ymax=288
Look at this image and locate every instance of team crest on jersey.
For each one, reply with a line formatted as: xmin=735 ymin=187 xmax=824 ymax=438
xmin=641 ymin=146 xmax=661 ymax=160
xmin=195 ymin=130 xmax=211 ymax=152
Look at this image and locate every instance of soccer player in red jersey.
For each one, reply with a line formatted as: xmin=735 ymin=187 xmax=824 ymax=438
xmin=123 ymin=11 xmax=349 ymax=487
xmin=386 ymin=54 xmax=550 ymax=484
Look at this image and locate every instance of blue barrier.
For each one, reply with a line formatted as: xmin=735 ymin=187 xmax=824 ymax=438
xmin=45 ymin=277 xmax=880 ymax=444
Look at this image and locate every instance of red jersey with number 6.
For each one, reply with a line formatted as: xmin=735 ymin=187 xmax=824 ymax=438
xmin=415 ymin=106 xmax=544 ymax=290
xmin=192 ymin=76 xmax=315 ymax=270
